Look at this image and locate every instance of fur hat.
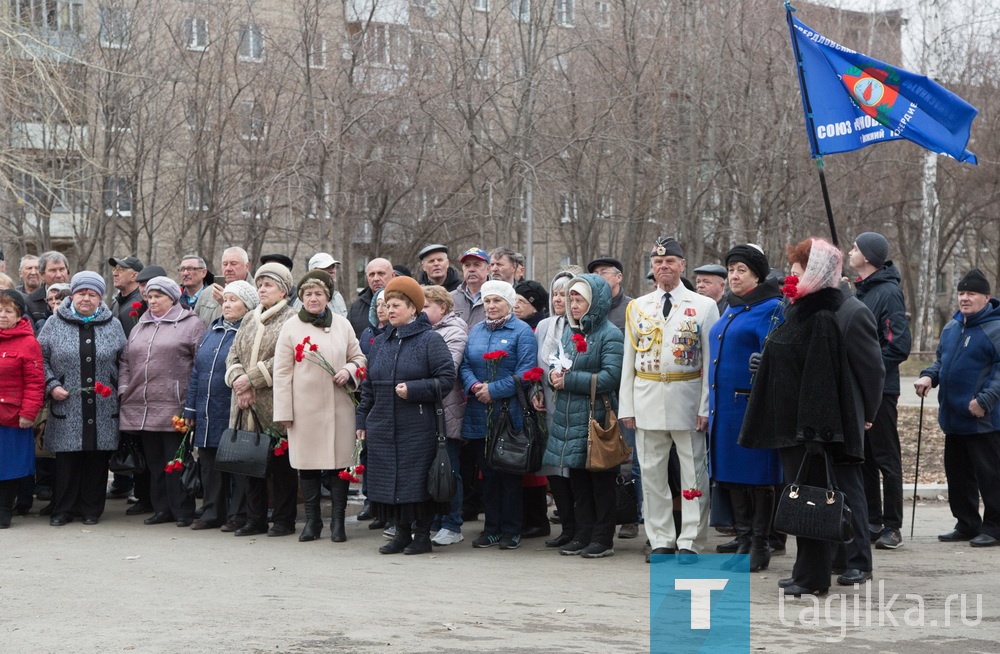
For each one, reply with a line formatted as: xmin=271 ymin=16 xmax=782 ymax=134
xmin=384 ymin=275 xmax=425 ymax=309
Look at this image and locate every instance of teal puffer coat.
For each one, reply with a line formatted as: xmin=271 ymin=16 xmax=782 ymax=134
xmin=543 ymin=274 xmax=624 ymax=470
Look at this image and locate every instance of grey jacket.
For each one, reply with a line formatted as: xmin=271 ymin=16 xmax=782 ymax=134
xmin=431 ymin=311 xmax=469 ymax=440
xmin=451 ymin=283 xmax=484 ymax=327
xmin=38 ymin=299 xmax=127 ymax=452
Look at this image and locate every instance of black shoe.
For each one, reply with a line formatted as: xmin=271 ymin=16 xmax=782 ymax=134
xmin=190 ymin=520 xmax=220 ymax=530
xmin=404 ymin=534 xmax=433 ymax=555
xmin=267 ymin=524 xmax=295 ymax=537
xmin=580 ymin=542 xmax=614 ymax=558
xmin=143 ymin=512 xmax=173 ymax=525
xmin=784 ymin=584 xmax=828 ymax=597
xmin=677 ymin=548 xmax=698 ymax=565
xmin=716 ymin=537 xmax=741 ymax=553
xmin=499 ymin=534 xmax=521 ymax=550
xmin=356 ymin=502 xmax=374 ymax=521
xmin=220 ymin=520 xmax=245 ymax=533
xmin=559 ymin=540 xmax=587 ymax=556
xmin=35 ymin=486 xmax=53 ymax=501
xmin=82 ymin=516 xmax=99 ymax=526
xmin=380 ymin=533 xmax=413 ymax=554
xmin=234 ymin=523 xmax=267 ymax=537
xmin=176 ymin=518 xmax=194 ymax=528
xmin=645 ymin=547 xmax=676 ymax=563
xmin=837 ymin=569 xmax=873 ymax=585
xmin=369 ymin=518 xmax=387 ymax=530
xmin=939 ymin=529 xmax=976 ymax=542
xmin=126 ymin=502 xmax=154 ymax=516
xmin=778 ymin=577 xmax=795 ymax=588
xmin=545 ymin=531 xmax=575 ymax=548
xmin=521 ymin=525 xmax=550 ymax=539
xmin=970 ymin=534 xmax=1000 ymax=547
xmin=50 ymin=514 xmax=72 ymax=526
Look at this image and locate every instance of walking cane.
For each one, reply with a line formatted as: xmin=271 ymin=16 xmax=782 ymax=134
xmin=910 ymin=395 xmax=925 ymax=539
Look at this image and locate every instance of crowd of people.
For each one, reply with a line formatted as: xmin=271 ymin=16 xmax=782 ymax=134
xmin=1 ymin=235 xmax=998 ymax=596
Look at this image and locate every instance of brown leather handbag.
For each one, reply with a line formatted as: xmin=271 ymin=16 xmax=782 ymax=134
xmin=585 ymin=374 xmax=631 ymax=471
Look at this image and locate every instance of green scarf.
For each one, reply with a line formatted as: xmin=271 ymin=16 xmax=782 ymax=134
xmin=298 ymin=307 xmax=332 ymax=329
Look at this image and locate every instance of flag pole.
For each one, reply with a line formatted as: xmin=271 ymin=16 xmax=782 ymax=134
xmin=785 ymin=2 xmax=840 ymax=247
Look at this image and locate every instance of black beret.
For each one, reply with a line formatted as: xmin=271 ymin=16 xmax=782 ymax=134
xmin=725 ymin=244 xmax=770 ymax=282
xmin=260 ymin=254 xmax=294 ymax=271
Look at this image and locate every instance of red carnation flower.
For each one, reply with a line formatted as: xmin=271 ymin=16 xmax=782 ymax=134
xmin=522 ymin=367 xmax=545 ymax=383
xmin=681 ymin=488 xmax=702 ymax=500
xmin=93 ymin=382 xmax=113 ymax=398
xmin=303 ymin=336 xmax=311 ymax=344
xmin=483 ymin=350 xmax=508 ymax=361
xmin=781 ymin=275 xmax=800 ymax=300
xmin=131 ymin=301 xmax=143 ymax=309
xmin=309 ymin=343 xmax=319 ymax=351
xmin=571 ymin=333 xmax=587 ymax=353
xmin=354 ymin=464 xmax=365 ymax=475
xmin=355 ymin=366 xmax=367 ymax=381
xmin=128 ymin=310 xmax=139 ymax=318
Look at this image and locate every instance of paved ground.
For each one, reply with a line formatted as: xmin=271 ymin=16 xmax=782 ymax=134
xmin=2 ymin=495 xmax=998 ymax=652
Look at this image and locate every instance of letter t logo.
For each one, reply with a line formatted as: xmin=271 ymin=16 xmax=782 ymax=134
xmin=674 ymin=579 xmax=729 ymax=629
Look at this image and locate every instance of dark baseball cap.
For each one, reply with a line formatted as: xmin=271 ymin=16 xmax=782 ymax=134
xmin=460 ymin=248 xmax=489 ymax=263
xmin=109 ymin=256 xmax=144 ymax=272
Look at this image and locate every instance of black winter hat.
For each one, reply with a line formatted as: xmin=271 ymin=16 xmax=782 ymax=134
xmin=855 ymin=232 xmax=889 ymax=269
xmin=958 ymin=268 xmax=991 ymax=295
xmin=1 ymin=289 xmax=26 ymax=317
xmin=515 ymin=279 xmax=549 ymax=313
xmin=725 ymin=244 xmax=770 ymax=282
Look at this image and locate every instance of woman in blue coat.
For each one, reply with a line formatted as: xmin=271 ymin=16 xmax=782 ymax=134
xmin=459 ymin=280 xmax=538 ymax=551
xmin=708 ymin=245 xmax=783 ymax=571
xmin=356 ymin=277 xmax=455 ymax=555
xmin=184 ymin=281 xmax=258 ymax=530
xmin=544 ymin=274 xmax=623 ymax=558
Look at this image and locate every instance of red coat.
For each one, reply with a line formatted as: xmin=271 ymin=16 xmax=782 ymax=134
xmin=0 ymin=316 xmax=45 ymax=427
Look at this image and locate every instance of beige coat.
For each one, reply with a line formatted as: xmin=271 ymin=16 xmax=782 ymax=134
xmin=272 ymin=315 xmax=366 ymax=470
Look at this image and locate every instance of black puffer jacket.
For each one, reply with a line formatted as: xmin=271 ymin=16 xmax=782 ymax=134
xmin=348 ymin=287 xmax=375 ymax=338
xmin=356 ymin=314 xmax=455 ymax=505
xmin=854 ymin=263 xmax=911 ymax=395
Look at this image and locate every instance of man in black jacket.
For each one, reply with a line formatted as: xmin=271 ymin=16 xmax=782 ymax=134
xmin=416 ymin=244 xmax=461 ymax=291
xmin=348 ymin=258 xmax=392 ymax=337
xmin=849 ymin=232 xmax=912 ymax=551
xmin=108 ymin=256 xmax=144 ymax=338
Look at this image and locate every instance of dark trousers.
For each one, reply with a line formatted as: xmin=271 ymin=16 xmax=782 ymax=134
xmin=779 ymin=446 xmax=832 ymax=591
xmin=196 ymin=447 xmax=227 ymax=525
xmin=832 ymin=462 xmax=873 ymax=574
xmin=569 ymin=467 xmax=618 ymax=547
xmin=944 ymin=431 xmax=1000 ymax=538
xmin=228 ymin=472 xmax=247 ymax=524
xmin=475 ymin=443 xmax=522 ymax=536
xmin=862 ymin=395 xmax=903 ymax=530
xmin=53 ymin=450 xmax=112 ymax=519
xmin=460 ymin=440 xmax=483 ymax=516
xmin=244 ymin=452 xmax=298 ymax=530
xmin=143 ymin=431 xmax=195 ymax=521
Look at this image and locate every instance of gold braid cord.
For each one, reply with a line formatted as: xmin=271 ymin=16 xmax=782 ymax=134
xmin=625 ymin=299 xmax=665 ymax=353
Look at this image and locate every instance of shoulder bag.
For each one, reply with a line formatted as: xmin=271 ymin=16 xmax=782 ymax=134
xmin=773 ymin=449 xmax=854 ymax=543
xmin=486 ymin=375 xmax=547 ymax=475
xmin=585 ymin=374 xmax=631 ymax=471
xmin=109 ymin=433 xmax=146 ymax=475
xmin=427 ymin=401 xmax=457 ymax=503
xmin=180 ymin=436 xmax=203 ymax=498
xmin=215 ymin=408 xmax=272 ymax=479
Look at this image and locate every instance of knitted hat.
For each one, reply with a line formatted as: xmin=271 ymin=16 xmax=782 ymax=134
xmin=855 ymin=232 xmax=889 ymax=269
xmin=297 ymin=269 xmax=334 ymax=301
xmin=145 ymin=276 xmax=181 ymax=303
xmin=958 ymin=268 xmax=991 ymax=295
xmin=515 ymin=279 xmax=548 ymax=313
xmin=565 ymin=277 xmax=593 ymax=305
xmin=725 ymin=244 xmax=770 ymax=282
xmin=1 ymin=289 xmax=26 ymax=317
xmin=70 ymin=271 xmax=106 ymax=297
xmin=384 ymin=275 xmax=425 ymax=309
xmin=481 ymin=280 xmax=516 ymax=310
xmin=254 ymin=262 xmax=293 ymax=294
xmin=650 ymin=236 xmax=684 ymax=258
xmin=223 ymin=280 xmax=259 ymax=311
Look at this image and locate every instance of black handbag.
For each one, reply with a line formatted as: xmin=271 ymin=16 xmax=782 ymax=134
xmin=486 ymin=376 xmax=547 ymax=475
xmin=773 ymin=450 xmax=854 ymax=544
xmin=215 ymin=409 xmax=273 ymax=479
xmin=615 ymin=475 xmax=640 ymax=525
xmin=427 ymin=403 xmax=457 ymax=503
xmin=109 ymin=434 xmax=146 ymax=475
xmin=180 ymin=446 xmax=202 ymax=498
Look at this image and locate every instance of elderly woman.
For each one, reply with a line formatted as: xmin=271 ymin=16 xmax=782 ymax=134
xmin=0 ymin=290 xmax=45 ymax=528
xmin=119 ymin=276 xmax=206 ymax=527
xmin=225 ymin=263 xmax=297 ymax=537
xmin=38 ymin=273 xmax=127 ymax=527
xmin=741 ymin=238 xmax=878 ymax=597
xmin=707 ymin=245 xmax=784 ymax=571
xmin=273 ymin=270 xmax=366 ymax=543
xmin=184 ymin=280 xmax=259 ymax=531
xmin=422 ymin=285 xmax=469 ymax=546
xmin=356 ymin=277 xmax=455 ymax=555
xmin=459 ymin=280 xmax=538 ymax=550
xmin=543 ymin=274 xmax=623 ymax=558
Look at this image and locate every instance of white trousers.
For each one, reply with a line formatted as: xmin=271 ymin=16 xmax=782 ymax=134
xmin=635 ymin=428 xmax=709 ymax=551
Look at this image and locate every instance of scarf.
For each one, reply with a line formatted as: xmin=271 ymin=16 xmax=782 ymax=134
xmin=298 ymin=307 xmax=332 ymax=329
xmin=485 ymin=312 xmax=512 ymax=331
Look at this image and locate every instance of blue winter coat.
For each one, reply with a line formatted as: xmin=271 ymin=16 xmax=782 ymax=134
xmin=708 ymin=283 xmax=784 ymax=485
xmin=184 ymin=317 xmax=241 ymax=448
xmin=543 ymin=274 xmax=623 ymax=469
xmin=921 ymin=298 xmax=1000 ymax=435
xmin=356 ymin=314 xmax=455 ymax=505
xmin=460 ymin=316 xmax=538 ymax=440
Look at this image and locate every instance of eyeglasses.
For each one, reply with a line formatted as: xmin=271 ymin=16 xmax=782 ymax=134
xmin=177 ymin=266 xmax=204 ymax=273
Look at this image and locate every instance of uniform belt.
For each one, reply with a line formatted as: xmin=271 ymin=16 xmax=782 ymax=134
xmin=635 ymin=370 xmax=701 ymax=382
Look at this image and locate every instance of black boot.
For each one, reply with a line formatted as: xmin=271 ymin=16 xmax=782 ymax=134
xmin=330 ymin=476 xmax=348 ymax=543
xmin=721 ymin=486 xmax=752 ymax=570
xmin=404 ymin=516 xmax=433 ymax=555
xmin=0 ymin=479 xmax=16 ymax=529
xmin=544 ymin=475 xmax=576 ymax=547
xmin=379 ymin=522 xmax=412 ymax=554
xmin=298 ymin=477 xmax=323 ymax=542
xmin=749 ymin=487 xmax=774 ymax=572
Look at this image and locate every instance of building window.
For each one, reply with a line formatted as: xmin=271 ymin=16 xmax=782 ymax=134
xmin=8 ymin=0 xmax=79 ymax=31
xmin=510 ymin=0 xmax=529 ymax=22
xmin=99 ymin=7 xmax=130 ymax=48
xmin=238 ymin=24 xmax=264 ymax=61
xmin=358 ymin=23 xmax=408 ymax=67
xmin=308 ymin=34 xmax=326 ymax=68
xmin=103 ymin=177 xmax=132 ymax=216
xmin=472 ymin=0 xmax=488 ymax=11
xmin=186 ymin=179 xmax=211 ymax=211
xmin=559 ymin=192 xmax=576 ymax=223
xmin=556 ymin=0 xmax=574 ymax=26
xmin=239 ymin=101 xmax=266 ymax=140
xmin=184 ymin=16 xmax=208 ymax=50
xmin=594 ymin=0 xmax=609 ymax=27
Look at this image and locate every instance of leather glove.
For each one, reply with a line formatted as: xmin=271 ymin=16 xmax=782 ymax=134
xmin=748 ymin=352 xmax=762 ymax=375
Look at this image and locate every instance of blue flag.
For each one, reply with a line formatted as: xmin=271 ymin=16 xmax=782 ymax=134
xmin=787 ymin=9 xmax=978 ymax=164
